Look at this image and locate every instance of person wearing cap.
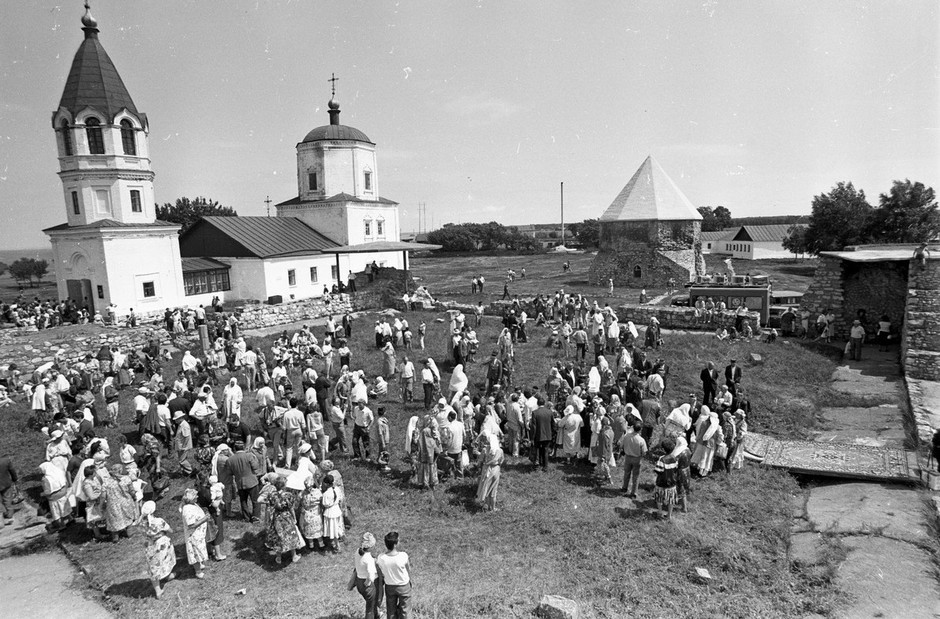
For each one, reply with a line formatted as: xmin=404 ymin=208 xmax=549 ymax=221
xmin=724 ymin=359 xmax=742 ymax=396
xmin=850 ymin=319 xmax=866 ymax=361
xmin=376 ymin=531 xmax=412 ymax=619
xmin=353 ymin=532 xmax=379 ymax=619
xmin=419 ymin=360 xmax=436 ymax=409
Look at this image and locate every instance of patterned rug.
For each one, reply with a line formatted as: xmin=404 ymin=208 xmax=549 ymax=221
xmin=745 ymin=432 xmax=917 ymax=482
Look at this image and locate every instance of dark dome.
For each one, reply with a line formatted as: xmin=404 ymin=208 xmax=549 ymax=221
xmin=302 ymin=124 xmax=373 ymax=144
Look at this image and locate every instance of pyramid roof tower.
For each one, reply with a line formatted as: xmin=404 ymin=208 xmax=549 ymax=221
xmin=600 ymin=155 xmax=701 ymax=222
xmin=55 ymin=2 xmax=142 ymax=124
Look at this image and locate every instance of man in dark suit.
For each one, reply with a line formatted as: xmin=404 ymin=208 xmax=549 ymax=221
xmin=531 ymin=396 xmax=554 ymax=470
xmin=725 ymin=359 xmax=743 ymax=396
xmin=700 ymin=361 xmax=719 ymax=405
xmin=225 ymin=441 xmax=262 ymax=522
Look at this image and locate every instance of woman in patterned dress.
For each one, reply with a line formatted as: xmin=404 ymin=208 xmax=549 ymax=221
xmin=265 ymin=476 xmax=304 ymax=564
xmin=101 ymin=464 xmax=139 ymax=538
xmin=80 ymin=464 xmax=109 ymax=541
xmin=179 ymin=489 xmax=209 ymax=579
xmin=141 ymin=500 xmax=176 ymax=598
xmin=298 ymin=475 xmax=324 ymax=551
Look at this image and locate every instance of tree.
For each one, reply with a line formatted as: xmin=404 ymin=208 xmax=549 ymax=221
xmin=427 ymin=224 xmax=477 ymax=252
xmin=803 ymin=182 xmax=873 ymax=254
xmin=156 ymin=196 xmax=237 ymax=234
xmin=697 ymin=206 xmax=733 ymax=232
xmin=782 ymin=224 xmax=808 ymax=260
xmin=573 ymin=218 xmax=600 ymax=248
xmin=713 ymin=206 xmax=733 ymax=230
xmin=8 ymin=258 xmax=49 ymax=287
xmin=866 ymin=179 xmax=940 ymax=244
xmin=0 ymin=262 xmax=7 ymax=277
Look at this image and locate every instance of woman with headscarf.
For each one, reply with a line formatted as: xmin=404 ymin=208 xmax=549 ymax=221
xmin=257 ymin=472 xmax=279 ymax=529
xmin=265 ymin=476 xmax=304 ymax=564
xmin=730 ymin=410 xmax=748 ymax=470
xmin=45 ymin=429 xmax=71 ymax=473
xmin=179 ymin=488 xmax=209 ymax=578
xmin=102 ymin=463 xmax=139 ymax=539
xmin=588 ymin=399 xmax=605 ymax=464
xmin=597 ymin=355 xmax=613 ymax=391
xmin=223 ymin=377 xmax=243 ymax=420
xmin=353 ymin=532 xmax=380 ymax=619
xmin=141 ymin=500 xmax=177 ymax=598
xmin=448 ymin=364 xmax=468 ymax=399
xmin=593 ymin=416 xmax=615 ymax=485
xmin=100 ymin=376 xmax=119 ymax=427
xmin=414 ymin=414 xmax=440 ymax=489
xmin=380 ymin=340 xmax=396 ymax=380
xmin=476 ymin=432 xmax=504 ymax=511
xmin=587 ymin=365 xmax=601 ymax=397
xmin=39 ymin=461 xmax=71 ymax=530
xmin=560 ymin=405 xmax=584 ymax=463
xmin=251 ymin=436 xmax=272 ymax=475
xmin=80 ymin=464 xmax=108 ymax=541
xmin=664 ymin=403 xmax=692 ymax=439
xmin=690 ymin=406 xmax=723 ymax=477
xmin=716 ymin=411 xmax=737 ymax=474
xmin=298 ymin=475 xmax=323 ymax=551
xmin=321 ymin=473 xmax=344 ymax=553
xmin=497 ymin=328 xmax=513 ymax=365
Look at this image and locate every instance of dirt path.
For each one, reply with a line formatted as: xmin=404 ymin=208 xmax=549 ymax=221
xmin=0 ymin=551 xmax=111 ymax=618
xmin=790 ymin=348 xmax=940 ymax=618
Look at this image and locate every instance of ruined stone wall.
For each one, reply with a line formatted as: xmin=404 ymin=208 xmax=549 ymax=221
xmin=800 ymin=256 xmax=845 ymax=335
xmin=904 ymin=256 xmax=940 ymax=381
xmin=842 ymin=261 xmax=909 ymax=339
xmin=589 ymin=248 xmax=696 ymax=288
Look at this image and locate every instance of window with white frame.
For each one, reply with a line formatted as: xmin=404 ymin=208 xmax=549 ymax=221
xmin=310 ymin=266 xmax=318 ymax=283
xmin=288 ymin=269 xmax=296 ymax=287
xmin=364 ymin=170 xmax=372 ymax=191
xmin=364 ymin=219 xmax=372 ymax=236
xmin=130 ymin=189 xmax=142 ymax=212
xmin=71 ymin=191 xmax=80 ymax=215
xmin=376 ymin=218 xmax=385 ymax=237
xmin=331 ymin=265 xmax=339 ymax=280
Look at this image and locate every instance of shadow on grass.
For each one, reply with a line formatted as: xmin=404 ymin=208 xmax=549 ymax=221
xmin=104 ymin=577 xmax=154 ymax=599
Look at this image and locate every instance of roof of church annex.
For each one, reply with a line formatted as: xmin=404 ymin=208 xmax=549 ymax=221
xmin=600 ymin=155 xmax=702 ymax=222
xmin=179 ymin=216 xmax=340 ymax=259
xmin=55 ymin=2 xmax=143 ymax=124
xmin=276 ymin=192 xmax=398 ymax=208
xmin=301 ymin=98 xmax=373 ymax=145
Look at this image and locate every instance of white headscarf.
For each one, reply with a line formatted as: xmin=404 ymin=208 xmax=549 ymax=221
xmin=665 ymin=403 xmax=692 ymax=433
xmin=587 ymin=366 xmax=601 ymax=393
xmin=696 ymin=405 xmax=720 ymax=442
xmin=449 ymin=364 xmax=468 ymax=393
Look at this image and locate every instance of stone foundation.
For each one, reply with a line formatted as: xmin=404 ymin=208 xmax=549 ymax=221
xmin=904 ymin=257 xmax=940 ymax=381
xmin=589 ymin=247 xmax=696 ymax=288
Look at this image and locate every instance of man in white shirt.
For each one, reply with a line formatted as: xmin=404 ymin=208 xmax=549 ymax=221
xmin=849 ymin=319 xmax=866 ymax=361
xmin=328 ymin=398 xmax=347 ymax=454
xmin=133 ymin=387 xmax=152 ymax=424
xmin=352 ymin=402 xmax=374 ymax=460
xmin=242 ymin=346 xmax=258 ymax=391
xmin=399 ymin=356 xmax=415 ymax=403
xmin=376 ymin=532 xmax=412 ymax=619
xmin=281 ymin=397 xmax=306 ymax=469
xmin=442 ymin=411 xmax=466 ymax=479
xmin=420 ymin=361 xmax=436 ymax=410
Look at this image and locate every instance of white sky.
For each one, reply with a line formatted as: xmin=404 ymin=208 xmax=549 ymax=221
xmin=0 ymin=0 xmax=937 ymax=248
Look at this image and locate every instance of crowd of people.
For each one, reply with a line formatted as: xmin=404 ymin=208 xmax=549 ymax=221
xmin=0 ymin=281 xmax=772 ymax=617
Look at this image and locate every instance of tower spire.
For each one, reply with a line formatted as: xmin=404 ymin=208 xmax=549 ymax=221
xmin=81 ymin=0 xmax=99 ymax=36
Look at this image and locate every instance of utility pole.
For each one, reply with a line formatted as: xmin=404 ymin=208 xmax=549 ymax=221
xmin=560 ymin=181 xmax=565 ymax=247
xmin=264 ymin=195 xmax=273 ymax=217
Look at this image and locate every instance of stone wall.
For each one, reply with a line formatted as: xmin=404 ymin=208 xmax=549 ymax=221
xmin=0 ymin=326 xmax=177 ymax=377
xmin=842 ymin=261 xmax=909 ymax=338
xmin=589 ymin=247 xmax=696 ymax=288
xmin=800 ymin=256 xmax=845 ymax=335
xmin=903 ymin=257 xmax=940 ymax=381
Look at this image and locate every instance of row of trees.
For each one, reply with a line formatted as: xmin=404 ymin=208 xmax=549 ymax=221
xmin=426 ymin=222 xmax=541 ymax=252
xmin=0 ymin=258 xmax=50 ymax=287
xmin=784 ymin=179 xmax=939 ymax=255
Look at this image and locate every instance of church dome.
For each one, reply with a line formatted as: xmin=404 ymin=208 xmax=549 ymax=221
xmin=302 ymin=124 xmax=373 ymax=144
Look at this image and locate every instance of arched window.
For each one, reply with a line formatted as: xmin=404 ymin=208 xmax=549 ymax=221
xmin=633 ymin=265 xmax=642 ymax=278
xmin=85 ymin=117 xmax=104 ymax=154
xmin=60 ymin=120 xmax=73 ymax=156
xmin=120 ymin=119 xmax=136 ymax=155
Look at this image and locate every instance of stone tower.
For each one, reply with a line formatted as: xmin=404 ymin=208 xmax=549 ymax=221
xmin=589 ymin=155 xmax=702 ymax=288
xmin=44 ymin=2 xmax=185 ymax=315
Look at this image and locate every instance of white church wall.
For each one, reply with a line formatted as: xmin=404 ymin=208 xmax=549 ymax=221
xmin=48 ymin=235 xmax=109 ymax=310
xmin=262 ymin=255 xmax=340 ymax=302
xmin=345 ymin=204 xmax=400 ymax=245
xmin=346 ymin=251 xmax=404 ymax=273
xmin=101 ymin=234 xmax=185 ymax=315
xmin=280 ymin=204 xmax=350 ymax=245
xmin=225 ymin=258 xmax=268 ymax=302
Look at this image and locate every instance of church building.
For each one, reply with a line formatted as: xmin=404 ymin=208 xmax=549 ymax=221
xmin=45 ymin=3 xmax=416 ymax=314
xmin=44 ymin=2 xmax=186 ymax=315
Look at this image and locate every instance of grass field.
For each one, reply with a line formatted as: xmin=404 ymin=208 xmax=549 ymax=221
xmin=409 ymin=251 xmax=816 ymax=307
xmin=1 ymin=306 xmax=850 ymax=618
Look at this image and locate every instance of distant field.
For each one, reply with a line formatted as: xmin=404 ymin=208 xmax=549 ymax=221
xmin=0 ymin=248 xmax=58 ymax=303
xmin=410 ymin=250 xmax=816 ymax=305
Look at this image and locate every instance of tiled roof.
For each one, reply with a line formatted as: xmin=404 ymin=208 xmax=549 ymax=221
xmin=600 ymin=156 xmax=701 ymax=222
xmin=58 ymin=30 xmax=138 ymax=121
xmin=732 ymin=224 xmax=804 ymax=243
xmin=181 ymin=257 xmax=230 ymax=272
xmin=302 ymin=125 xmax=373 ymax=144
xmin=196 ymin=216 xmax=339 ymax=258
xmin=43 ymin=219 xmax=178 ymax=232
xmin=276 ymin=193 xmax=398 ymax=207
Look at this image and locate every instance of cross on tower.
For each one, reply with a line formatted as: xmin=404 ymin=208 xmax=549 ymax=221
xmin=328 ymin=73 xmax=339 ymax=97
xmin=264 ymin=195 xmax=273 ymax=217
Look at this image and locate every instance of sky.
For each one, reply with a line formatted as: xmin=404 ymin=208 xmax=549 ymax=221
xmin=0 ymin=0 xmax=937 ymax=249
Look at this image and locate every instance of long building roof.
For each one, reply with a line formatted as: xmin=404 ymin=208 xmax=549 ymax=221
xmin=179 ymin=216 xmax=339 ymax=259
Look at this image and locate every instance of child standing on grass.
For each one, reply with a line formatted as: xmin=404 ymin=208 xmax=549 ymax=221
xmin=654 ymin=438 xmax=679 ymax=520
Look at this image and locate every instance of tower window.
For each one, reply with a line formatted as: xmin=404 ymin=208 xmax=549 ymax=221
xmin=71 ymin=191 xmax=80 ymax=215
xmin=96 ymin=285 xmax=104 ymax=299
xmin=633 ymin=265 xmax=642 ymax=278
xmin=120 ymin=119 xmax=136 ymax=155
xmin=364 ymin=171 xmax=372 ymax=191
xmin=364 ymin=220 xmax=372 ymax=236
xmin=61 ymin=120 xmax=73 ymax=156
xmin=130 ymin=190 xmax=142 ymax=212
xmin=288 ymin=269 xmax=296 ymax=287
xmin=85 ymin=117 xmax=104 ymax=154
xmin=308 ymin=172 xmax=318 ymax=191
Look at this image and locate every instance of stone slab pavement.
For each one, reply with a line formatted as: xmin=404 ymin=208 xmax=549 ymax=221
xmin=906 ymin=377 xmax=940 ymax=444
xmin=0 ymin=551 xmax=111 ymax=618
xmin=812 ymin=404 xmax=907 ymax=448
